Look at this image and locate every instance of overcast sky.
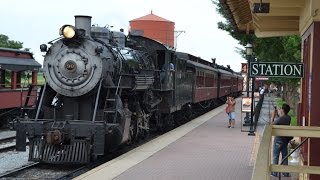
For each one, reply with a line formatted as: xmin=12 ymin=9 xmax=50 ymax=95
xmin=1 ymin=0 xmax=246 ymax=71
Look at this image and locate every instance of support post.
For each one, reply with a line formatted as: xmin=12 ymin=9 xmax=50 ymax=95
xmin=32 ymin=72 xmax=37 ymax=85
xmin=248 ymin=58 xmax=256 ymax=136
xmin=243 ymin=56 xmax=251 ymax=126
xmin=11 ymin=71 xmax=17 ymax=89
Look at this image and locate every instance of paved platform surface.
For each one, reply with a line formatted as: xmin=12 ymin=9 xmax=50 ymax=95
xmin=76 ymin=97 xmax=257 ymax=180
xmin=75 ymin=93 xmax=298 ymax=180
xmin=115 ymin=98 xmax=255 ymax=180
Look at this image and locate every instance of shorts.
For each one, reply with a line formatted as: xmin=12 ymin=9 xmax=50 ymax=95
xmin=227 ymin=112 xmax=235 ymax=120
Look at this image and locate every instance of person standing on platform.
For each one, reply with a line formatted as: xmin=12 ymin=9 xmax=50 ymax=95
xmin=225 ymin=96 xmax=236 ymax=128
xmin=271 ymin=103 xmax=291 ymax=177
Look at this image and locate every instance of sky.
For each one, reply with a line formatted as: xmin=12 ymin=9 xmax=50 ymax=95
xmin=0 ymin=0 xmax=246 ymax=72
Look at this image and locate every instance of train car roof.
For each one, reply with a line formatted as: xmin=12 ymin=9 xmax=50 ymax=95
xmin=176 ymin=52 xmax=238 ymax=75
xmin=176 ymin=52 xmax=213 ymax=67
xmin=185 ymin=59 xmax=218 ymax=72
xmin=0 ymin=48 xmax=41 ymax=71
xmin=217 ymin=68 xmax=233 ymax=75
xmin=128 ymin=35 xmax=175 ymax=51
xmin=233 ymin=72 xmax=243 ymax=78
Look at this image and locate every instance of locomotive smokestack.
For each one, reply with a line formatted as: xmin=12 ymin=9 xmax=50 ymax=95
xmin=75 ymin=15 xmax=92 ymax=38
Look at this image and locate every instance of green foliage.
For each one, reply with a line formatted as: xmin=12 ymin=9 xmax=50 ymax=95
xmin=213 ymin=0 xmax=254 ymax=47
xmin=275 ymin=98 xmax=297 ymax=126
xmin=37 ymin=72 xmax=45 ymax=85
xmin=0 ymin=34 xmax=23 ymax=49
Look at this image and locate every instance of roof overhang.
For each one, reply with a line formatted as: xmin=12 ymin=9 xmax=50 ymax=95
xmin=220 ymin=0 xmax=254 ymax=34
xmin=0 ymin=57 xmax=41 ymax=72
xmin=220 ymin=0 xmax=320 ymax=37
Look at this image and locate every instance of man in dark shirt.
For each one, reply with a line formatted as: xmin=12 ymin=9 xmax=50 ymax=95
xmin=271 ymin=103 xmax=291 ymax=177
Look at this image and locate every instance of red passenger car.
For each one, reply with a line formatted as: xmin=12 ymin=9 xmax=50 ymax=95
xmin=0 ymin=48 xmax=41 ymax=126
xmin=236 ymin=74 xmax=244 ymax=96
xmin=217 ymin=68 xmax=233 ymax=98
xmin=188 ymin=60 xmax=219 ymax=103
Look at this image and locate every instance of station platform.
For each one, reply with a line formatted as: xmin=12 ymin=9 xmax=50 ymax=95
xmin=75 ymin=94 xmax=294 ymax=180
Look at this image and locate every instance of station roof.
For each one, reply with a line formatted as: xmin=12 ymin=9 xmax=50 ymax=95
xmin=219 ymin=0 xmax=303 ymax=37
xmin=0 ymin=56 xmax=41 ymax=71
xmin=130 ymin=11 xmax=173 ymax=23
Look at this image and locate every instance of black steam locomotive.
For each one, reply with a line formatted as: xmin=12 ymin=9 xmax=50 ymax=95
xmin=15 ymin=15 xmax=243 ymax=164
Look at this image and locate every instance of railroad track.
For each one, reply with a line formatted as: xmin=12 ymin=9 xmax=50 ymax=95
xmin=0 ymin=136 xmax=16 ymax=153
xmin=0 ymin=137 xmax=153 ymax=179
xmin=0 ymin=162 xmax=40 ymax=178
xmin=0 ymin=162 xmax=87 ymax=179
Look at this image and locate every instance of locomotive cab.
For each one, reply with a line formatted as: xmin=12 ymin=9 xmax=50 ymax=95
xmin=128 ymin=35 xmax=176 ymax=90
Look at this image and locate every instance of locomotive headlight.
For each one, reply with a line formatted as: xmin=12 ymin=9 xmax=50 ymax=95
xmin=59 ymin=25 xmax=76 ymax=39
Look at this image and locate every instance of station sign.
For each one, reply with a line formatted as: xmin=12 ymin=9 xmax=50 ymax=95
xmin=249 ymin=62 xmax=304 ymax=78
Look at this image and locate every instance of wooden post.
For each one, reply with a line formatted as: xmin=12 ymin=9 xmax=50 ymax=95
xmin=0 ymin=70 xmax=5 ymax=88
xmin=32 ymin=72 xmax=37 ymax=85
xmin=17 ymin=71 xmax=21 ymax=88
xmin=11 ymin=71 xmax=17 ymax=89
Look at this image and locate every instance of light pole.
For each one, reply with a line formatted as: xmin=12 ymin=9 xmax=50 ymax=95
xmin=248 ymin=56 xmax=256 ymax=136
xmin=244 ymin=43 xmax=253 ymax=126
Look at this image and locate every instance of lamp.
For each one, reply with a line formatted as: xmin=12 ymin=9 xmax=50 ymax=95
xmin=246 ymin=43 xmax=253 ymax=56
xmin=246 ymin=43 xmax=255 ymax=136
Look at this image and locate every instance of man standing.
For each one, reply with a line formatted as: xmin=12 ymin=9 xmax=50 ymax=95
xmin=271 ymin=103 xmax=291 ymax=177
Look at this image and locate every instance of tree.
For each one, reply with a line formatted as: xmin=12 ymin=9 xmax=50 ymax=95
xmin=212 ymin=0 xmax=301 ymax=110
xmin=0 ymin=34 xmax=23 ymax=49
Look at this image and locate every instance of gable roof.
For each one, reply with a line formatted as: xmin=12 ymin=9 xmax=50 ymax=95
xmin=130 ymin=11 xmax=173 ymax=22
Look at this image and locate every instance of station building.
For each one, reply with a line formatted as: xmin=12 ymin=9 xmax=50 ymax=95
xmin=220 ymin=0 xmax=320 ymax=179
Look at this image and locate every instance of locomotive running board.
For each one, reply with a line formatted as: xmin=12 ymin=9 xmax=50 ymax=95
xmin=29 ymin=138 xmax=90 ymax=164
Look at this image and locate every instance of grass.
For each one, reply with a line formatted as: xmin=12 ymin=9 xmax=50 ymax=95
xmin=37 ymin=72 xmax=45 ymax=85
xmin=275 ymin=98 xmax=297 ymax=126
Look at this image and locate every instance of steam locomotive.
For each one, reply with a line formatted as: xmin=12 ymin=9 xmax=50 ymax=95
xmin=15 ymin=15 xmax=243 ymax=164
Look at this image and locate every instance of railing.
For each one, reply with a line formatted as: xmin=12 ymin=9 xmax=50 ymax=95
xmin=252 ymin=125 xmax=320 ymax=180
xmin=253 ymin=92 xmax=265 ymax=131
